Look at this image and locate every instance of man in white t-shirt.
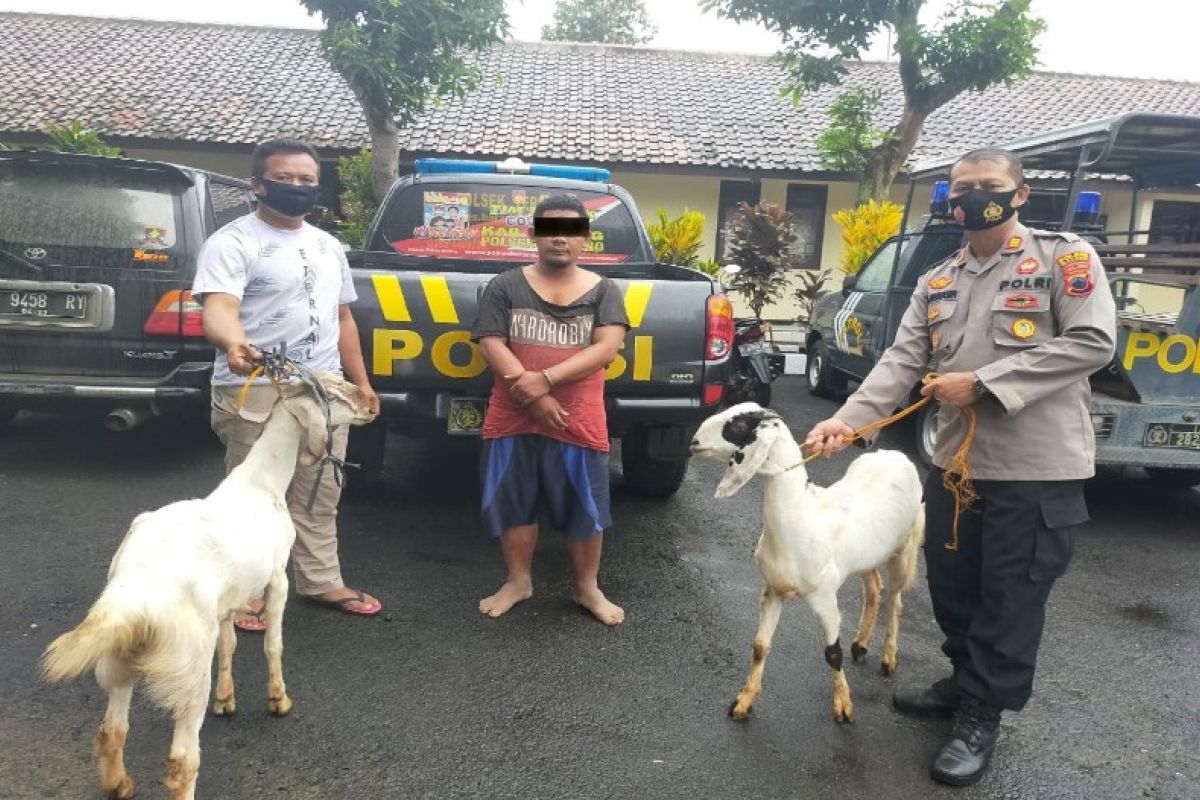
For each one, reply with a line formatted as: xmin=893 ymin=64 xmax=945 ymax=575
xmin=192 ymin=138 xmax=382 ymax=631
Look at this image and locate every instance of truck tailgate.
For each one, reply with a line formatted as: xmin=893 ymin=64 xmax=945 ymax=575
xmin=352 ymin=264 xmax=717 ymax=397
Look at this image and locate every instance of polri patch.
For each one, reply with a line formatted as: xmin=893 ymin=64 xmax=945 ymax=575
xmin=927 ymin=306 xmax=942 ymax=322
xmin=928 ymin=275 xmax=954 ymax=290
xmin=1057 ymin=251 xmax=1094 ymax=297
xmin=1011 ymin=318 xmax=1037 ymax=339
xmin=1016 ymin=258 xmax=1040 ymax=275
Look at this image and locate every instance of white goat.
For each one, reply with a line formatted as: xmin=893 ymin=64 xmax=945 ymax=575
xmin=41 ymin=373 xmax=375 ymax=800
xmin=690 ymin=402 xmax=924 ymax=723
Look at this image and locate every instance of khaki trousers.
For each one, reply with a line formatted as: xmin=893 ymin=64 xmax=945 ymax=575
xmin=210 ymin=384 xmax=347 ymax=596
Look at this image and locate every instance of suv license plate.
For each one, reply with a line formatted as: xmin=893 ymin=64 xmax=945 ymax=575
xmin=448 ymin=397 xmax=487 ymax=435
xmin=1144 ymin=423 xmax=1200 ymax=451
xmin=1 ymin=289 xmax=89 ymax=319
xmin=738 ymin=340 xmax=769 ymax=355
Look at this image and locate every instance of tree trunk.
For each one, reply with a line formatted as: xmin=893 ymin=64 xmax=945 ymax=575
xmin=858 ymin=103 xmax=931 ymax=204
xmin=367 ymin=119 xmax=400 ymax=204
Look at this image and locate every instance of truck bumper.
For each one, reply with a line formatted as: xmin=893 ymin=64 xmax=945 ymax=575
xmin=376 ymin=391 xmax=719 ymax=437
xmin=1092 ymin=397 xmax=1200 ymax=469
xmin=0 ymin=363 xmax=211 ymax=407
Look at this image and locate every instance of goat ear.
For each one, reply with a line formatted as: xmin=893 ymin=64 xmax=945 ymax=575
xmin=715 ymin=421 xmax=782 ymax=498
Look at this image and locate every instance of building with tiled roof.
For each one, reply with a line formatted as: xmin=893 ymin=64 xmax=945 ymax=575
xmin=3 ymin=12 xmax=1200 ymax=318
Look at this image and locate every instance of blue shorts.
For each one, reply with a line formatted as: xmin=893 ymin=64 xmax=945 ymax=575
xmin=480 ymin=435 xmax=612 ymax=540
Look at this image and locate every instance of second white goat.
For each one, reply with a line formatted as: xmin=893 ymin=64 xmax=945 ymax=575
xmin=690 ymin=403 xmax=924 ymax=723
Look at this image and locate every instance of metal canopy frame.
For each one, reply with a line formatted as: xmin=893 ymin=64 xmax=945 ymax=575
xmin=903 ymin=112 xmax=1200 ymax=234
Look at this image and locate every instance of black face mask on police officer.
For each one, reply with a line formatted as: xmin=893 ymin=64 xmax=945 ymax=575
xmin=948 ymin=188 xmax=1020 ymax=231
xmin=256 ymin=178 xmax=320 ymax=218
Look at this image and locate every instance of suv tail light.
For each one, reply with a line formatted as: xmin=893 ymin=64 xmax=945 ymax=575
xmin=706 ymin=294 xmax=734 ymax=360
xmin=144 ymin=290 xmax=204 ymax=338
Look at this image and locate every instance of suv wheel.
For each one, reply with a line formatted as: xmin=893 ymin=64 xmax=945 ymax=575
xmin=1145 ymin=467 xmax=1200 ymax=489
xmin=806 ymin=339 xmax=845 ymax=398
xmin=621 ymin=426 xmax=689 ymax=498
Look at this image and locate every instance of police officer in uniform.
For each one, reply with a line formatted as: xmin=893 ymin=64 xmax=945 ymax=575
xmin=806 ymin=147 xmax=1117 ymax=786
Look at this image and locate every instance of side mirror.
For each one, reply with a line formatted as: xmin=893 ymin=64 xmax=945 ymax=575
xmin=841 ymin=274 xmax=858 ymax=296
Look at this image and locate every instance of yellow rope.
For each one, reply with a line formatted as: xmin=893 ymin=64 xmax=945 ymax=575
xmin=235 ymin=364 xmax=266 ymax=411
xmin=798 ymin=373 xmax=977 ymax=551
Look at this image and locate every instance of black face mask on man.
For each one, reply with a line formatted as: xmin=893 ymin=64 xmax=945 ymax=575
xmin=256 ymin=178 xmax=320 ymax=218
xmin=948 ymin=188 xmax=1020 ymax=231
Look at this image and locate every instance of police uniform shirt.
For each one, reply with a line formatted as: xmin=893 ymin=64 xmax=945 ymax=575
xmin=836 ymin=223 xmax=1117 ymax=480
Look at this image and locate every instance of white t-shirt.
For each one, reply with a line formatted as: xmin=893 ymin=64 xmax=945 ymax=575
xmin=192 ymin=214 xmax=357 ymax=386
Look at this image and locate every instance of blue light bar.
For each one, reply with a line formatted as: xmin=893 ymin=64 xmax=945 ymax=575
xmin=413 ymin=157 xmax=609 ymax=182
xmin=413 ymin=158 xmax=496 ymax=175
xmin=1076 ymin=191 xmax=1101 ymax=215
xmin=930 ymin=180 xmax=950 ymax=203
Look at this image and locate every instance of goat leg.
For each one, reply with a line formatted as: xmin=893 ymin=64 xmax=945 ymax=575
xmin=211 ymin=615 xmax=237 ymax=716
xmin=807 ymin=585 xmax=854 ymax=723
xmin=264 ymin=570 xmax=293 ymax=717
xmin=95 ymin=656 xmax=136 ymax=799
xmin=851 ymin=570 xmax=882 ymax=662
xmin=729 ymin=590 xmax=783 ymax=721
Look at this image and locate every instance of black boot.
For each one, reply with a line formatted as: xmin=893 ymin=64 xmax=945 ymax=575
xmin=930 ymin=694 xmax=1002 ymax=786
xmin=892 ymin=676 xmax=961 ymax=719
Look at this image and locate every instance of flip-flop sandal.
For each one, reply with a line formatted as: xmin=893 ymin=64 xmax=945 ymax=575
xmin=233 ymin=606 xmax=268 ymax=633
xmin=305 ymin=590 xmax=382 ymax=617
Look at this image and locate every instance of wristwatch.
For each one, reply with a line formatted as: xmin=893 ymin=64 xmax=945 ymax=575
xmin=972 ymin=376 xmax=989 ymax=399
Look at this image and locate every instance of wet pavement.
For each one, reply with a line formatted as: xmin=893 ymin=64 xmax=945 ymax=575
xmin=1 ymin=376 xmax=1197 ymax=799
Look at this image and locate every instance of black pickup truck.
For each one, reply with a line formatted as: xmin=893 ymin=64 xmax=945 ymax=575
xmin=0 ymin=153 xmax=731 ymax=497
xmin=805 ymin=112 xmax=1200 ymax=488
xmin=344 ymin=159 xmax=732 ymax=497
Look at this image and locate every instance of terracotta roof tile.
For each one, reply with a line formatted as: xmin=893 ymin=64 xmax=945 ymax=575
xmin=3 ymin=13 xmax=1200 ymax=172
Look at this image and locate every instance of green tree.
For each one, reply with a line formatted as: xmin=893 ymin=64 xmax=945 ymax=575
xmin=814 ymin=87 xmax=895 ymax=204
xmin=542 ymin=0 xmax=655 ymax=45
xmin=335 ymin=148 xmax=376 ymax=247
xmin=44 ymin=121 xmax=123 ymax=157
xmin=301 ymin=0 xmax=509 ymax=201
xmin=700 ymin=0 xmax=1044 ymax=201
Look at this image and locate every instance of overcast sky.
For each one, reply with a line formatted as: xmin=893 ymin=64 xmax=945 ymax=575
xmin=3 ymin=0 xmax=1197 ymax=82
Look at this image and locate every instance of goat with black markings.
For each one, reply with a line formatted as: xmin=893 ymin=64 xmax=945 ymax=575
xmin=690 ymin=403 xmax=924 ymax=723
xmin=41 ymin=373 xmax=375 ymax=800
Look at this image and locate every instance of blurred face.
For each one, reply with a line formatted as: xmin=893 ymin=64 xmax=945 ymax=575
xmin=530 ymin=209 xmax=590 ymax=269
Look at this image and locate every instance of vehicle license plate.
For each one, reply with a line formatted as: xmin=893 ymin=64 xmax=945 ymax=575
xmin=1144 ymin=423 xmax=1200 ymax=451
xmin=448 ymin=397 xmax=487 ymax=435
xmin=738 ymin=340 xmax=769 ymax=356
xmin=1 ymin=289 xmax=89 ymax=319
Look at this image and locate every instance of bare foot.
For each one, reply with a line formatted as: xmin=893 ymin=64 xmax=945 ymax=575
xmin=573 ymin=586 xmax=625 ymax=626
xmin=479 ymin=579 xmax=533 ymax=618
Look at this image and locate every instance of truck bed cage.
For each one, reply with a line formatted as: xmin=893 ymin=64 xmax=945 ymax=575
xmin=905 ymin=112 xmax=1200 ymax=234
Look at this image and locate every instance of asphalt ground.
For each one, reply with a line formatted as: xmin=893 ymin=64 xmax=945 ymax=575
xmin=1 ymin=376 xmax=1197 ymax=799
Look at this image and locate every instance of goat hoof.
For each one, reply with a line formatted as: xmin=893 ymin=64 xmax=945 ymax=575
xmin=211 ymin=696 xmax=237 ymax=716
xmin=267 ymin=695 xmax=293 ymax=717
xmin=103 ymin=775 xmax=137 ymax=799
xmin=728 ymin=700 xmax=753 ymax=721
xmin=851 ymin=643 xmax=868 ymax=663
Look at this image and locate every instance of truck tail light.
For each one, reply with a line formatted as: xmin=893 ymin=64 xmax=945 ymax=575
xmin=706 ymin=294 xmax=734 ymax=360
xmin=703 ymin=383 xmax=725 ymax=406
xmin=144 ymin=290 xmax=205 ymax=338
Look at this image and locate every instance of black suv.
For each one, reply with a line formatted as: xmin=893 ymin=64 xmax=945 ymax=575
xmin=0 ymin=151 xmax=254 ymax=430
